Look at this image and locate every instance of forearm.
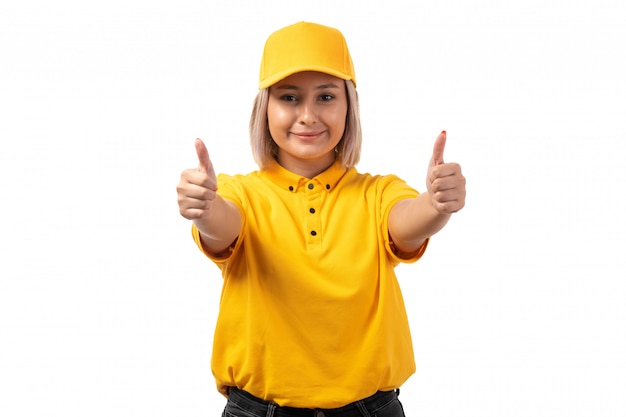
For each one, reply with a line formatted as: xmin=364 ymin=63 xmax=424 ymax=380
xmin=194 ymin=195 xmax=242 ymax=254
xmin=388 ymin=193 xmax=451 ymax=254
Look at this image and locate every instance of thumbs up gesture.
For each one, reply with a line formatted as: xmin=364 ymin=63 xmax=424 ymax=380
xmin=177 ymin=138 xmax=219 ymax=220
xmin=426 ymin=131 xmax=466 ymax=214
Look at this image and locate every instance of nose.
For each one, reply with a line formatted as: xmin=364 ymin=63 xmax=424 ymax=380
xmin=298 ymin=100 xmax=317 ymax=126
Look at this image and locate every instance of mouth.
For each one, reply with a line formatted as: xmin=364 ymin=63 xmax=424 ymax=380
xmin=291 ymin=131 xmax=325 ymax=141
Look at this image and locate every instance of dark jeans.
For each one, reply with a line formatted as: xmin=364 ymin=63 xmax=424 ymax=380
xmin=223 ymin=387 xmax=406 ymax=417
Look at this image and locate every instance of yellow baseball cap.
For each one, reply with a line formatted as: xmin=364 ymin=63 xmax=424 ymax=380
xmin=259 ymin=21 xmax=356 ymax=89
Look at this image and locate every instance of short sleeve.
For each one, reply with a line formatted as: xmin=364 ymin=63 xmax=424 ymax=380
xmin=190 ymin=173 xmax=246 ymax=265
xmin=377 ymin=175 xmax=428 ymax=264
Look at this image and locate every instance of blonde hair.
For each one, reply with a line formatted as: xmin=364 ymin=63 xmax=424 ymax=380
xmin=249 ymin=80 xmax=362 ymax=170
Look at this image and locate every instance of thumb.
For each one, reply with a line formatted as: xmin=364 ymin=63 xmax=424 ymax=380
xmin=195 ymin=138 xmax=216 ymax=180
xmin=431 ymin=130 xmax=446 ymax=166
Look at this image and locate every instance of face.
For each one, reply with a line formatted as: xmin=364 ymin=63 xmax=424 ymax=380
xmin=267 ymin=71 xmax=348 ymax=177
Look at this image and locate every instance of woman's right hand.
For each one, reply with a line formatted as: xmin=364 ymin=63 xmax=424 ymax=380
xmin=176 ymin=138 xmax=218 ymax=221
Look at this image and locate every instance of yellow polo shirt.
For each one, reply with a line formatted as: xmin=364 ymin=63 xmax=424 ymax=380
xmin=192 ymin=160 xmax=428 ymax=408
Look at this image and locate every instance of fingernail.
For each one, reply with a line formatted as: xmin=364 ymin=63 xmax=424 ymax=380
xmin=441 ymin=130 xmax=446 ymax=135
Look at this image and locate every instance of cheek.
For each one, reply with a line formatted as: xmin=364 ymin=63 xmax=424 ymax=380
xmin=267 ymin=103 xmax=290 ymax=131
xmin=328 ymin=107 xmax=348 ymax=133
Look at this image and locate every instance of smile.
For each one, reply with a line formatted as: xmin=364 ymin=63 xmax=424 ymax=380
xmin=291 ymin=131 xmax=325 ymax=140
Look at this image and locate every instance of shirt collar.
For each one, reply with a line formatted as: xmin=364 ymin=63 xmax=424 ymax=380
xmin=262 ymin=160 xmax=348 ymax=193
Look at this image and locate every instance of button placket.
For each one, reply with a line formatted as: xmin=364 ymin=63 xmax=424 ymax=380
xmin=305 ymin=180 xmax=322 ymax=245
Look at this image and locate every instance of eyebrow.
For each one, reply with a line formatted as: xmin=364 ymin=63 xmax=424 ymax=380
xmin=274 ymin=83 xmax=341 ymax=90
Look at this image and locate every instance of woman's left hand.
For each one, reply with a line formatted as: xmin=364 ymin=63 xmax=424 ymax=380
xmin=426 ymin=131 xmax=466 ymax=214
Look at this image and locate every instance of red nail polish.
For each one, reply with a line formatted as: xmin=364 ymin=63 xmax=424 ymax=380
xmin=441 ymin=130 xmax=446 ymax=135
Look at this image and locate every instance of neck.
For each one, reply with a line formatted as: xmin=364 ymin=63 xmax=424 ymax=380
xmin=276 ymin=154 xmax=336 ymax=179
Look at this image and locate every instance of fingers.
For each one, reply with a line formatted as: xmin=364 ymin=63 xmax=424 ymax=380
xmin=428 ymin=162 xmax=460 ymax=184
xmin=181 ymin=168 xmax=217 ymax=191
xmin=426 ymin=131 xmax=465 ymax=213
xmin=430 ymin=130 xmax=446 ymax=166
xmin=429 ymin=164 xmax=466 ymax=213
xmin=430 ymin=194 xmax=465 ymax=214
xmin=195 ymin=138 xmax=209 ymax=172
xmin=195 ymin=138 xmax=217 ymax=182
xmin=195 ymin=138 xmax=217 ymax=184
xmin=179 ymin=170 xmax=217 ymax=199
xmin=429 ymin=164 xmax=463 ymax=189
xmin=177 ymin=139 xmax=219 ymax=220
xmin=177 ymin=170 xmax=217 ymax=219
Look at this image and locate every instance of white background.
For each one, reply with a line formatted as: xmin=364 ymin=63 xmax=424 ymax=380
xmin=1 ymin=1 xmax=625 ymax=416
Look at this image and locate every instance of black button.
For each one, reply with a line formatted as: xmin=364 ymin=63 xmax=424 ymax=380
xmin=309 ymin=208 xmax=315 ymax=214
xmin=308 ymin=183 xmax=314 ymax=189
xmin=310 ymin=231 xmax=317 ymax=236
xmin=326 ymin=184 xmax=330 ymax=190
xmin=289 ymin=186 xmax=294 ymax=191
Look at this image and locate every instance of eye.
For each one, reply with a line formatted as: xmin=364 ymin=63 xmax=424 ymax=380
xmin=319 ymin=94 xmax=334 ymax=102
xmin=280 ymin=94 xmax=298 ymax=102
